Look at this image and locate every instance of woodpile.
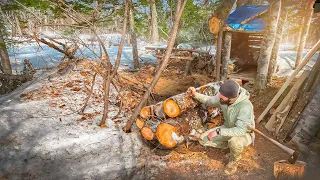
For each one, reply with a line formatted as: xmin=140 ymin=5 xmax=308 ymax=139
xmin=136 ymin=82 xmax=223 ymax=148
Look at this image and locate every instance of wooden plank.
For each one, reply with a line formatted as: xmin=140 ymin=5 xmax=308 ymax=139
xmin=223 ymin=26 xmax=265 ymax=33
xmin=264 ymin=71 xmax=309 ymax=132
xmin=241 ymin=9 xmax=268 ymax=25
xmin=256 ymin=40 xmax=320 ymax=123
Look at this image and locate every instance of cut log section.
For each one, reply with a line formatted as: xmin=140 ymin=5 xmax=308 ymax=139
xmin=274 ymin=160 xmax=306 ymax=179
xmin=163 ymin=99 xmax=181 ymax=118
xmin=135 ymin=118 xmax=145 ymax=129
xmin=140 ymin=106 xmax=151 ymax=119
xmin=141 ymin=127 xmax=155 ymax=140
xmin=156 ymin=123 xmax=180 ymax=148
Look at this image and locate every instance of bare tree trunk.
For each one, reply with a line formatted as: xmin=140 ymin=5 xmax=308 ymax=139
xmin=0 ymin=20 xmax=12 ymax=75
xmin=150 ymin=0 xmax=159 ymax=44
xmin=222 ymin=32 xmax=232 ymax=80
xmin=255 ymin=0 xmax=281 ymax=90
xmin=15 ymin=15 xmax=22 ymax=36
xmin=268 ymin=7 xmax=287 ymax=82
xmin=129 ymin=0 xmax=140 ymax=69
xmin=295 ymin=0 xmax=314 ymax=69
xmin=100 ymin=0 xmax=129 ymax=127
xmin=123 ymin=0 xmax=187 ymax=132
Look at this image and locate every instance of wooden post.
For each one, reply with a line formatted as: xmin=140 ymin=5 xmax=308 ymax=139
xmin=221 ymin=31 xmax=232 ymax=80
xmin=215 ymin=28 xmax=223 ymax=81
xmin=123 ymin=0 xmax=187 ymax=132
xmin=274 ymin=160 xmax=306 ymax=179
xmin=256 ymin=40 xmax=320 ymax=123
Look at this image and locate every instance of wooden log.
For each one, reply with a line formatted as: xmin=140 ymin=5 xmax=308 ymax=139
xmin=264 ymin=71 xmax=309 ymax=132
xmin=274 ymin=160 xmax=306 ymax=180
xmin=256 ymin=40 xmax=320 ymax=123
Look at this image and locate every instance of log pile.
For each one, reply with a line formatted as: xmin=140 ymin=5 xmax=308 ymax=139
xmin=135 ymin=82 xmax=223 ymax=149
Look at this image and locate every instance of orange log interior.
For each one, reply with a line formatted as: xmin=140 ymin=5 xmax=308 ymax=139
xmin=135 ymin=118 xmax=145 ymax=129
xmin=163 ymin=99 xmax=181 ymax=118
xmin=140 ymin=106 xmax=151 ymax=119
xmin=141 ymin=127 xmax=155 ymax=140
xmin=156 ymin=123 xmax=179 ymax=148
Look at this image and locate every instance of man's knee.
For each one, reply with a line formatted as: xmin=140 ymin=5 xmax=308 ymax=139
xmin=228 ymin=136 xmax=243 ymax=150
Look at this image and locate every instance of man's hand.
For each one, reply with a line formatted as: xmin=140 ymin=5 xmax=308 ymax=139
xmin=187 ymin=87 xmax=196 ymax=97
xmin=207 ymin=130 xmax=218 ymax=141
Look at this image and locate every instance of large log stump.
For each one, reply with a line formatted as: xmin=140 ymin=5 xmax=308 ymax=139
xmin=274 ymin=160 xmax=306 ymax=179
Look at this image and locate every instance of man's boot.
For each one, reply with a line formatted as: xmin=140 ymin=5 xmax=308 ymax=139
xmin=224 ymin=160 xmax=240 ymax=175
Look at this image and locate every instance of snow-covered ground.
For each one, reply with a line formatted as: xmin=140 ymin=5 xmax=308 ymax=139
xmin=8 ymin=35 xmax=318 ymax=78
xmin=8 ymin=34 xmax=161 ymax=73
xmin=0 ymin=67 xmax=146 ymax=179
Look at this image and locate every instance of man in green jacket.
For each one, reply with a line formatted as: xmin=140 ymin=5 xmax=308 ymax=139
xmin=187 ymin=80 xmax=255 ymax=175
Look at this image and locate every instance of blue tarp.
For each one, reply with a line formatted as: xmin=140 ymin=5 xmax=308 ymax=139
xmin=226 ymin=5 xmax=268 ymax=32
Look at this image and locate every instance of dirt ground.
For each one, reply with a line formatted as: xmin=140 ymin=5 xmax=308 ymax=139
xmin=125 ymin=62 xmax=291 ymax=180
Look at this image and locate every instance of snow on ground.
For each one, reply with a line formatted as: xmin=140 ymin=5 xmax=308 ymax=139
xmin=8 ymin=36 xmax=317 ymax=78
xmin=8 ymin=34 xmax=159 ymax=73
xmin=0 ymin=65 xmax=145 ymax=179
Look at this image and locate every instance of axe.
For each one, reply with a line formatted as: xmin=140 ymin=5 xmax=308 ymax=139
xmin=247 ymin=125 xmax=300 ymax=164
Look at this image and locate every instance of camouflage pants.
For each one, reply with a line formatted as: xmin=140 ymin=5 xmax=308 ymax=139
xmin=199 ymin=126 xmax=253 ymax=162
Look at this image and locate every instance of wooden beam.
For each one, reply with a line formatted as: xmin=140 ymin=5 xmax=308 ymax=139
xmin=256 ymin=40 xmax=320 ymax=123
xmin=240 ymin=9 xmax=268 ymax=25
xmin=223 ymin=26 xmax=265 ymax=34
xmin=264 ymin=71 xmax=309 ymax=132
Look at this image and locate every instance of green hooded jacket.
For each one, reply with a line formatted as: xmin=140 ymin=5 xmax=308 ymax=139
xmin=194 ymin=87 xmax=255 ymax=137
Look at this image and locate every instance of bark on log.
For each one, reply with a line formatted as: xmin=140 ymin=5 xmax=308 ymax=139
xmin=255 ymin=0 xmax=281 ymax=90
xmin=221 ymin=32 xmax=232 ymax=80
xmin=274 ymin=160 xmax=306 ymax=179
xmin=295 ymin=0 xmax=315 ymax=69
xmin=123 ymin=0 xmax=187 ymax=132
xmin=268 ymin=8 xmax=287 ymax=82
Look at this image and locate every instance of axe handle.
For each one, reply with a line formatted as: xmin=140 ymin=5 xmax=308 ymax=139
xmin=248 ymin=126 xmax=295 ymax=155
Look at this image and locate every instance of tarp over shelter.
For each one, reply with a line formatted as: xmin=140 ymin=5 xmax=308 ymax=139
xmin=226 ymin=5 xmax=268 ymax=32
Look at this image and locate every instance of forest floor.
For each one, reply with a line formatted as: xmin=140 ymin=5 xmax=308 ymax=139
xmin=0 ymin=58 xmax=318 ymax=179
